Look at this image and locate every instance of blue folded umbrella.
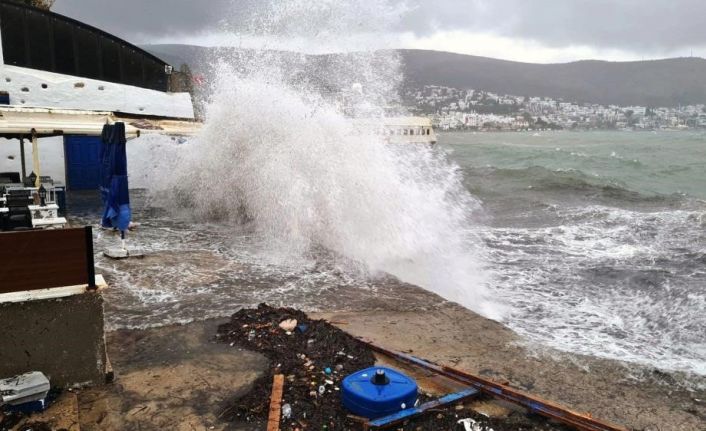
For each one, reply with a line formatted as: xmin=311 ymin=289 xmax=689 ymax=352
xmin=100 ymin=122 xmax=131 ymax=232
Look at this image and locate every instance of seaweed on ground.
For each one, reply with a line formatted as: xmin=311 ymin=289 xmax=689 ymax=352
xmin=216 ymin=304 xmax=375 ymax=430
xmin=216 ymin=304 xmax=571 ymax=431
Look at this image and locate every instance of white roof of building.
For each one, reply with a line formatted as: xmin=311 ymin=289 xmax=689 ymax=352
xmin=0 ymin=64 xmax=195 ymax=120
xmin=0 ymin=106 xmax=201 ymax=138
xmin=353 ymin=116 xmax=433 ymax=127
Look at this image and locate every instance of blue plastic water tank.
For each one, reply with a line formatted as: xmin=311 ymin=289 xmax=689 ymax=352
xmin=341 ymin=366 xmax=418 ymax=419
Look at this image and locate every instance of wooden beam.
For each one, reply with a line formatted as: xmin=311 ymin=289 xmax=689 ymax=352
xmin=0 ymin=275 xmax=107 ymax=304
xmin=266 ymin=374 xmax=285 ymax=431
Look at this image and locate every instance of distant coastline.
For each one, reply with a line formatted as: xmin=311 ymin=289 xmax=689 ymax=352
xmin=140 ymin=45 xmax=706 ymax=132
xmin=433 ymin=126 xmax=698 ymax=133
xmin=408 ymin=86 xmax=705 ymax=132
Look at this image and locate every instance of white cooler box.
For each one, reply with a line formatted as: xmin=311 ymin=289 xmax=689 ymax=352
xmin=0 ymin=371 xmax=50 ymax=406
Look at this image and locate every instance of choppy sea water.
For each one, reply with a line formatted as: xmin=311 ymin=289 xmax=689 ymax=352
xmin=447 ymin=131 xmax=706 ymax=376
xmin=75 ymin=130 xmax=705 ymax=377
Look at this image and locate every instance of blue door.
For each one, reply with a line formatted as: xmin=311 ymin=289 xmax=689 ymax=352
xmin=64 ymin=136 xmax=102 ymax=190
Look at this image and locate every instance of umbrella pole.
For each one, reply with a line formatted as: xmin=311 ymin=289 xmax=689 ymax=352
xmin=31 ymin=131 xmax=40 ymax=187
xmin=19 ymin=136 xmax=27 ymax=182
xmin=121 ymin=230 xmax=126 ymax=251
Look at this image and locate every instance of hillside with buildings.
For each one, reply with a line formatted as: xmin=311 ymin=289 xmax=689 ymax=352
xmin=399 ymin=50 xmax=706 ymax=108
xmin=143 ymin=45 xmax=706 ymax=130
xmin=407 ymin=85 xmax=706 ymax=131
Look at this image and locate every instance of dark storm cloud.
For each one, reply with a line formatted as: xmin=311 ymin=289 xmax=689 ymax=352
xmin=53 ymin=0 xmax=706 ymax=53
xmin=52 ymin=0 xmax=256 ymax=43
xmin=401 ymin=0 xmax=706 ymax=52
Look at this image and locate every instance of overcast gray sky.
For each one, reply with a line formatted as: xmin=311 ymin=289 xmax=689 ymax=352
xmin=53 ymin=0 xmax=706 ymax=63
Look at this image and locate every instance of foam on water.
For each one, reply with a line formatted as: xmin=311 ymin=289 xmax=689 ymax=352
xmin=102 ymin=3 xmax=705 ymax=379
xmin=442 ymin=131 xmax=706 ymax=376
xmin=145 ymin=0 xmax=498 ymax=318
xmin=484 ymin=205 xmax=706 ymax=375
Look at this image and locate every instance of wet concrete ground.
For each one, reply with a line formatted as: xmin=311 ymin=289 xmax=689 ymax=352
xmin=66 ymin=191 xmax=451 ymax=331
xmin=66 ymin=303 xmax=706 ymax=431
xmin=76 ymin=319 xmax=267 ymax=431
xmin=314 ymin=304 xmax=706 ymax=431
xmin=61 ymin=192 xmax=706 ymax=430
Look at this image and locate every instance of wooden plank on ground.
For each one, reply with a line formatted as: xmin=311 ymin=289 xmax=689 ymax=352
xmin=0 ymin=275 xmax=107 ymax=304
xmin=267 ymin=374 xmax=285 ymax=431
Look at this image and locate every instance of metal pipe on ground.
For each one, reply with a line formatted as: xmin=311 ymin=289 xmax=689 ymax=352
xmin=357 ymin=338 xmax=628 ymax=431
xmin=365 ymin=388 xmax=479 ymax=429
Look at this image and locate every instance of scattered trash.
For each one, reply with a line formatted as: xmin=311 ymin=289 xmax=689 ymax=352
xmin=324 ymin=367 xmax=332 ymax=375
xmin=296 ymin=323 xmax=309 ymax=333
xmin=278 ymin=319 xmax=298 ymax=332
xmin=0 ymin=372 xmax=52 ymax=429
xmin=2 ymin=399 xmax=46 ymax=414
xmin=215 ymin=305 xmax=572 ymax=431
xmin=458 ymin=418 xmax=491 ymax=431
xmin=216 ymin=305 xmax=375 ymax=429
xmin=281 ymin=403 xmax=292 ymax=419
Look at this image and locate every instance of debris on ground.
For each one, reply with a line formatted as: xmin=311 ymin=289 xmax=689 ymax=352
xmin=216 ymin=304 xmax=573 ymax=431
xmin=217 ymin=304 xmax=375 ymax=429
xmin=279 ymin=319 xmax=298 ymax=332
xmin=0 ymin=372 xmax=50 ymax=410
xmin=0 ymin=389 xmax=61 ymax=431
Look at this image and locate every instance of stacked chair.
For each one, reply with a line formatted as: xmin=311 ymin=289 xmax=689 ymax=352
xmin=5 ymin=189 xmax=33 ymax=231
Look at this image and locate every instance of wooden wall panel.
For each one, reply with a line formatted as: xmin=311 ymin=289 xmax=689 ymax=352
xmin=0 ymin=228 xmax=91 ymax=294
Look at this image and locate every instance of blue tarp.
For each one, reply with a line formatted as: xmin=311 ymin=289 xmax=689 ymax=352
xmin=100 ymin=122 xmax=131 ymax=232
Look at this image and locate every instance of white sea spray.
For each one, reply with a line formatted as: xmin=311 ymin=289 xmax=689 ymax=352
xmin=145 ymin=0 xmax=500 ymax=318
